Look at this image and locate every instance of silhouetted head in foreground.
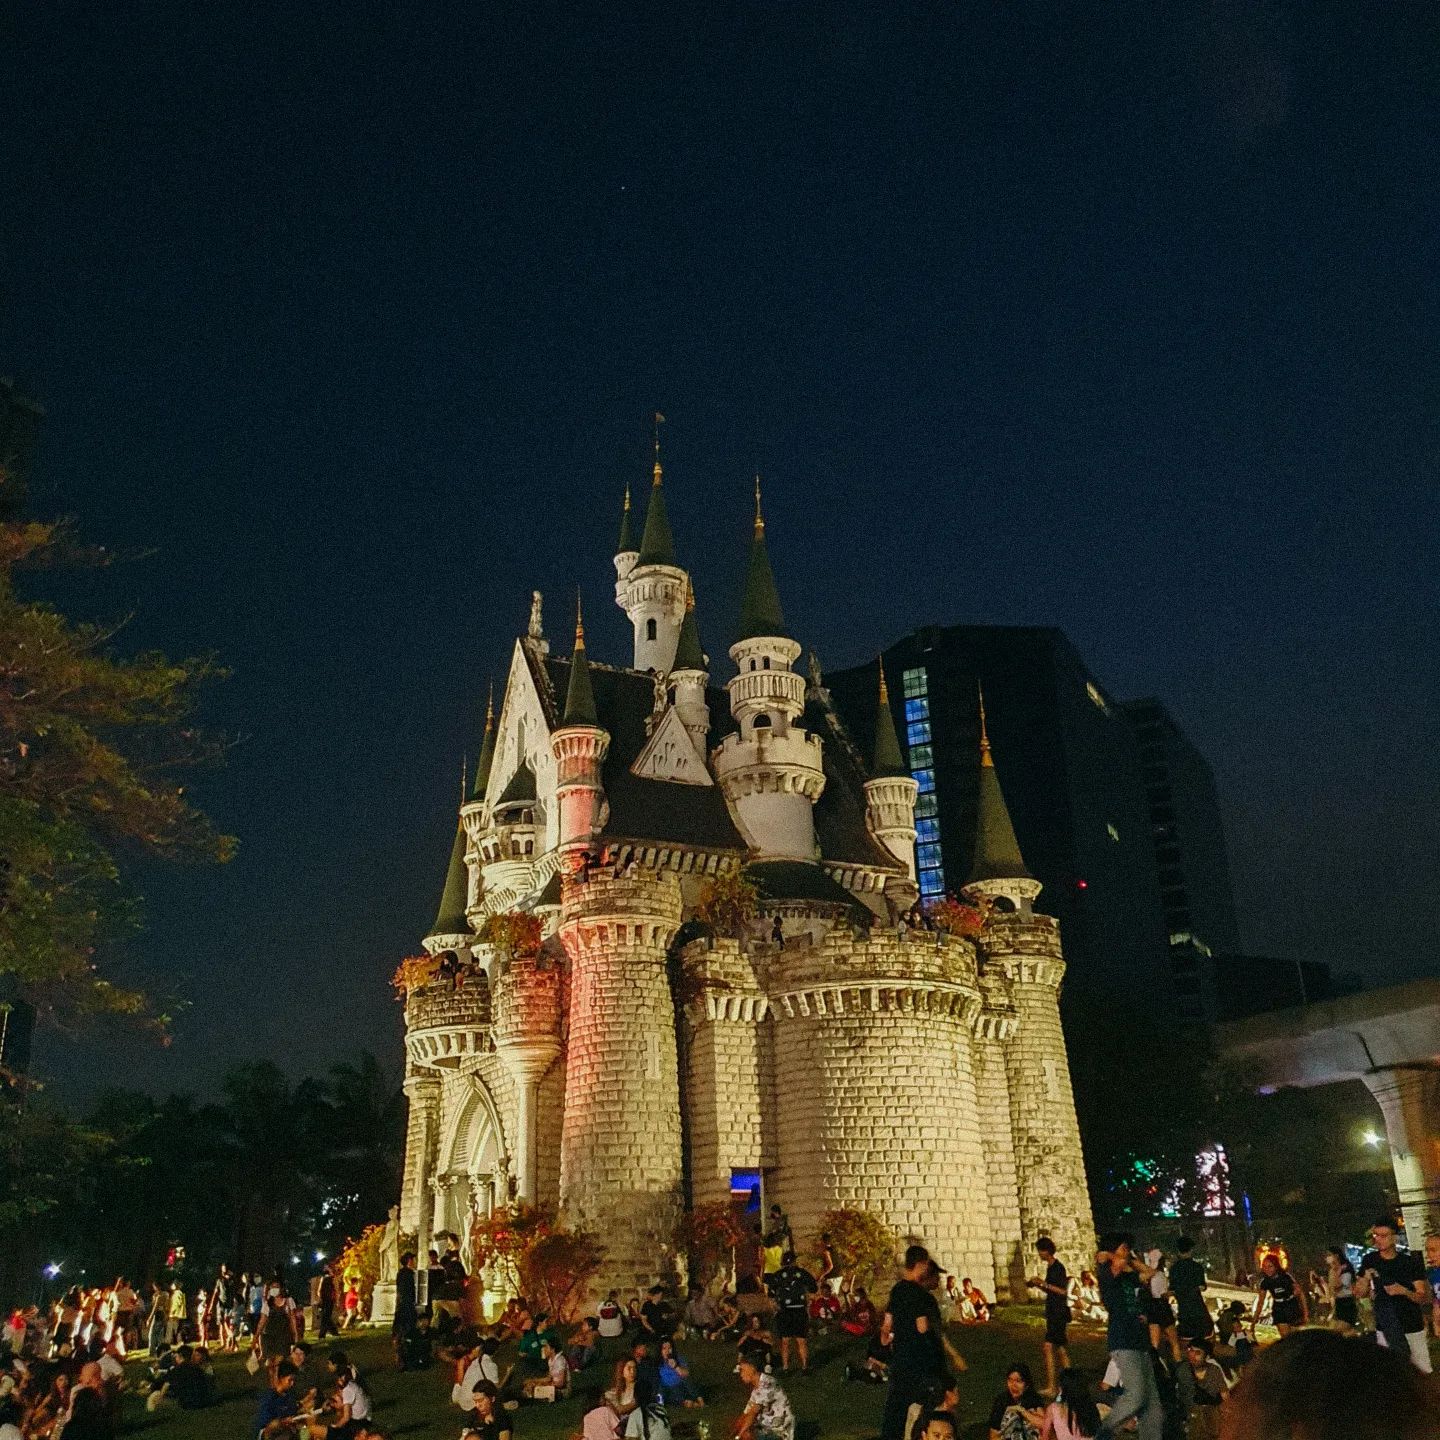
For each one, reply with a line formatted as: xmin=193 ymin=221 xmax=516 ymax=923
xmin=1220 ymin=1329 xmax=1440 ymax=1440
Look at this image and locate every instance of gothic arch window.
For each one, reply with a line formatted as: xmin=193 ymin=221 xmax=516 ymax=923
xmin=753 ymin=714 xmax=772 ymax=730
xmin=646 ymin=618 xmax=657 ymax=641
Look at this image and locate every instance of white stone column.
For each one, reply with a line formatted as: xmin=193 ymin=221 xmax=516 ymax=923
xmin=1362 ymin=1066 xmax=1440 ymax=1240
xmin=499 ymin=1039 xmax=561 ymax=1205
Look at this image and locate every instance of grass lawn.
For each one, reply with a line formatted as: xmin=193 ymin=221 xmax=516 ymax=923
xmin=117 ymin=1308 xmax=1110 ymax=1440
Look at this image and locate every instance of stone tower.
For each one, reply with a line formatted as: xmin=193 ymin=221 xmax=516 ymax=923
xmin=963 ymin=692 xmax=1094 ymax=1276
xmin=712 ymin=484 xmax=826 ymax=858
xmin=863 ymin=663 xmax=920 ymax=879
xmin=615 ymin=445 xmax=688 ymax=673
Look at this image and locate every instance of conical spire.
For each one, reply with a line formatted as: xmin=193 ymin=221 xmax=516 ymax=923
xmin=616 ymin=483 xmax=635 ymax=555
xmin=563 ymin=593 xmax=598 ymax=725
xmin=427 ymin=818 xmax=470 ymax=938
xmin=872 ymin=661 xmax=908 ymax=777
xmin=469 ymin=683 xmax=497 ymax=802
xmin=636 ymin=415 xmax=678 ymax=567
xmin=969 ymin=686 xmax=1031 ymax=882
xmin=737 ymin=475 xmax=788 ymax=640
xmin=673 ymin=578 xmax=705 ymax=671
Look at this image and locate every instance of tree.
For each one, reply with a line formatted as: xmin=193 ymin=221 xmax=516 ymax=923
xmin=676 ymin=1202 xmax=745 ymax=1290
xmin=0 ymin=488 xmax=235 ymax=1032
xmin=810 ymin=1208 xmax=898 ymax=1295
xmin=520 ymin=1229 xmax=606 ymax=1322
xmin=468 ymin=1203 xmax=554 ymax=1300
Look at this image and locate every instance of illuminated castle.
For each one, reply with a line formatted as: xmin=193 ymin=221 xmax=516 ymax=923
xmin=397 ymin=448 xmax=1093 ymax=1295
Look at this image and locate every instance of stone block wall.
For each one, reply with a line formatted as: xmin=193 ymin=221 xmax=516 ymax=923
xmin=983 ymin=915 xmax=1095 ymax=1268
xmin=558 ymin=870 xmax=686 ymax=1287
xmin=767 ymin=983 xmax=996 ymax=1290
xmin=400 ymin=1070 xmax=441 ymax=1234
xmin=972 ymin=1017 xmax=1026 ymax=1300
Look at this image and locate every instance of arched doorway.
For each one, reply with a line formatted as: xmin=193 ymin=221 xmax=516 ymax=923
xmin=435 ymin=1075 xmax=510 ymax=1275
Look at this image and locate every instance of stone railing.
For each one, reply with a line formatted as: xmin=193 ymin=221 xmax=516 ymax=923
xmin=405 ymin=977 xmax=494 ymax=1069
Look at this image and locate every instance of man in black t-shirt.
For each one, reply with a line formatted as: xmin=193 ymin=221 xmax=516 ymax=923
xmin=1026 ymin=1237 xmax=1071 ymax=1395
xmin=639 ymin=1286 xmax=676 ymax=1341
xmin=1168 ymin=1237 xmax=1212 ymax=1341
xmin=770 ymin=1252 xmax=818 ymax=1373
xmin=1356 ymin=1218 xmax=1432 ymax=1373
xmin=880 ymin=1245 xmax=947 ymax=1440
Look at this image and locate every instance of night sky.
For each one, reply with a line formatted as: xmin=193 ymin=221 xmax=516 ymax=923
xmin=3 ymin=1 xmax=1437 ymax=1098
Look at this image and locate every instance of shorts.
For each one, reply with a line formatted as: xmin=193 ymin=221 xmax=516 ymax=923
xmin=1271 ymin=1301 xmax=1302 ymax=1328
xmin=1044 ymin=1314 xmax=1069 ymax=1347
xmin=1333 ymin=1297 xmax=1358 ymax=1327
xmin=776 ymin=1309 xmax=809 ymax=1339
xmin=1179 ymin=1309 xmax=1214 ymax=1341
xmin=1145 ymin=1295 xmax=1176 ymax=1328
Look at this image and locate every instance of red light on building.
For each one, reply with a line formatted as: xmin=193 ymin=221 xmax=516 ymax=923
xmin=1075 ymin=879 xmax=1089 ymax=890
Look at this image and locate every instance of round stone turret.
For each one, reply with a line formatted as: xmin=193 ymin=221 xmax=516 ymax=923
xmin=492 ymin=954 xmax=564 ymax=1204
xmin=557 ymin=868 xmax=685 ymax=1286
xmin=616 ymin=459 xmax=688 ymax=672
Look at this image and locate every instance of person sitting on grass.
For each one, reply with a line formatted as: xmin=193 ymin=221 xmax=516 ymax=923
xmin=597 ymin=1292 xmax=625 ymax=1341
xmin=656 ymin=1337 xmax=703 ymax=1407
xmin=522 ymin=1337 xmax=570 ymax=1402
xmin=462 ymin=1379 xmax=513 ymax=1440
xmin=683 ymin=1287 xmax=724 ymax=1341
xmin=1040 ymin=1368 xmax=1100 ymax=1440
xmin=843 ymin=1325 xmax=890 ymax=1384
xmin=962 ymin=1278 xmax=991 ymax=1323
xmin=605 ymin=1357 xmax=639 ymax=1421
xmin=624 ymin=1375 xmax=672 ymax=1440
xmin=256 ymin=1361 xmax=307 ymax=1439
xmin=987 ymin=1362 xmax=1045 ymax=1440
xmin=167 ymin=1345 xmax=217 ymax=1410
xmin=1176 ymin=1339 xmax=1224 ymax=1440
xmin=639 ymin=1288 xmax=676 ymax=1342
xmin=840 ymin=1286 xmax=877 ymax=1337
xmin=916 ymin=1411 xmax=958 ymax=1440
xmin=736 ymin=1313 xmax=774 ymax=1374
xmin=732 ymin=1355 xmax=794 ymax=1440
xmin=454 ymin=1335 xmax=502 ymax=1412
xmin=566 ymin=1317 xmax=599 ymax=1372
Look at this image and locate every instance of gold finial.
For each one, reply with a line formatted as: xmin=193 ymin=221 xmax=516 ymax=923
xmin=978 ymin=682 xmax=994 ymax=768
xmin=653 ymin=411 xmax=665 ymax=487
xmin=623 ymin=481 xmax=632 ymax=512
xmin=754 ymin=473 xmax=765 ymax=533
xmin=575 ymin=589 xmax=586 ymax=647
xmin=484 ymin=679 xmax=495 ymax=729
xmin=460 ymin=754 xmax=468 ymax=803
xmin=878 ymin=658 xmax=890 ymax=705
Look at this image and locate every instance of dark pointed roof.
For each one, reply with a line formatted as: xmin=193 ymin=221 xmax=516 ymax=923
xmin=426 ymin=821 xmax=470 ymax=938
xmin=871 ymin=662 xmax=907 ymax=777
xmin=616 ymin=484 xmax=635 ymax=555
xmin=673 ymin=581 xmax=705 ymax=672
xmin=737 ymin=486 xmax=787 ymax=640
xmin=969 ymin=693 xmax=1031 ymax=883
xmin=563 ymin=605 xmax=599 ymax=725
xmin=635 ymin=460 xmax=678 ymax=567
xmin=469 ymin=690 xmax=497 ymax=802
xmin=496 ymin=757 xmax=537 ymax=809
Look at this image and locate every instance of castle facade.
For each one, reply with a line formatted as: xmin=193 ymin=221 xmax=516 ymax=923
xmin=397 ymin=454 xmax=1093 ymax=1295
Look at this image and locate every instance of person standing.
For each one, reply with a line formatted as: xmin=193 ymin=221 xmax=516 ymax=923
xmin=770 ymin=1252 xmax=818 ymax=1374
xmin=1323 ymin=1247 xmax=1358 ymax=1333
xmin=1026 ymin=1238 xmax=1071 ymax=1396
xmin=392 ymin=1253 xmax=418 ymax=1371
xmin=145 ymin=1285 xmax=168 ymax=1355
xmin=1252 ymin=1254 xmax=1306 ymax=1337
xmin=315 ymin=1271 xmax=337 ymax=1341
xmin=1093 ymin=1233 xmax=1163 ymax=1440
xmin=1167 ymin=1238 xmax=1211 ymax=1344
xmin=880 ymin=1246 xmax=950 ymax=1440
xmin=1355 ymin=1218 xmax=1431 ymax=1372
xmin=166 ymin=1283 xmax=188 ymax=1348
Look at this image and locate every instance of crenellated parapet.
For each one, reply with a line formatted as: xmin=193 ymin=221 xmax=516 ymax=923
xmin=404 ymin=973 xmax=494 ymax=1070
xmin=558 ymin=869 xmax=684 ymax=955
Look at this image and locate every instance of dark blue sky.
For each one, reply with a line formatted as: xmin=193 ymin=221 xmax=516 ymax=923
xmin=3 ymin=0 xmax=1437 ymax=1096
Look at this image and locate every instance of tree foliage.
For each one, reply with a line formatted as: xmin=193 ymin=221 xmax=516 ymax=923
xmin=468 ymin=1203 xmax=553 ymax=1300
xmin=809 ymin=1208 xmax=898 ymax=1295
xmin=519 ymin=1228 xmax=606 ymax=1322
xmin=0 ymin=491 xmax=236 ymax=1031
xmin=675 ymin=1201 xmax=745 ymax=1290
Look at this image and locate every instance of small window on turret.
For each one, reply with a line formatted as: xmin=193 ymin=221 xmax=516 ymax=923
xmin=749 ymin=659 xmax=757 ymax=672
xmin=646 ymin=618 xmax=657 ymax=641
xmin=753 ymin=714 xmax=771 ymax=730
xmin=762 ymin=656 xmax=770 ymax=670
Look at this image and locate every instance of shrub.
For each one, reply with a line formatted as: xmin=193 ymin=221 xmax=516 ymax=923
xmin=520 ymin=1228 xmax=606 ymax=1322
xmin=676 ymin=1202 xmax=746 ymax=1290
xmin=809 ymin=1208 xmax=898 ymax=1295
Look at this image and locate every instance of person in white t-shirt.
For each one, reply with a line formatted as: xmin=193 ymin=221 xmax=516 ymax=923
xmin=454 ymin=1337 xmax=502 ymax=1411
xmin=597 ymin=1291 xmax=625 ymax=1340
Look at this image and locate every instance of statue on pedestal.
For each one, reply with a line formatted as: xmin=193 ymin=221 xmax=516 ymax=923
xmin=378 ymin=1203 xmax=402 ymax=1284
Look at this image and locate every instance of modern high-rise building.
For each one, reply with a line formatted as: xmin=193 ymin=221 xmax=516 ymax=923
xmin=1121 ymin=698 xmax=1243 ymax=1021
xmin=828 ymin=626 xmax=1176 ymax=1028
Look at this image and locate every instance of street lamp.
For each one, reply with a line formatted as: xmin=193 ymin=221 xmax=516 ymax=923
xmin=1361 ymin=1128 xmax=1383 ymax=1149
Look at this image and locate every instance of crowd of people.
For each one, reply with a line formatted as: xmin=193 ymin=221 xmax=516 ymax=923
xmin=4 ymin=1214 xmax=1439 ymax=1439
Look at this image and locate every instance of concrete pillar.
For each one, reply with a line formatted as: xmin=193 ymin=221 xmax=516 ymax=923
xmin=400 ymin=1071 xmax=442 ymax=1233
xmin=1362 ymin=1065 xmax=1440 ymax=1240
